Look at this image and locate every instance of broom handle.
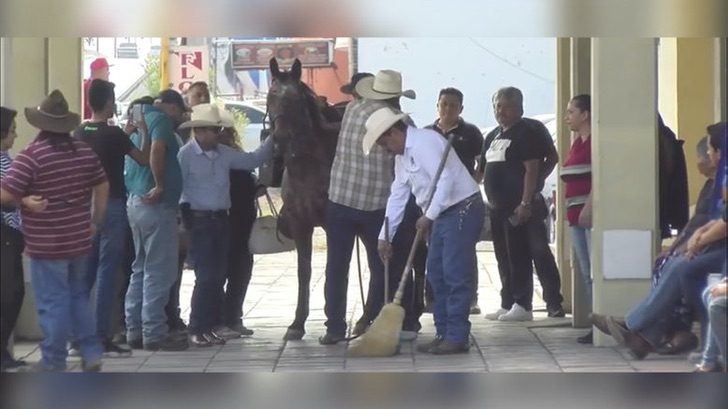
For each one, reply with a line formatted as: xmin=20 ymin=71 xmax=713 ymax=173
xmin=393 ymin=134 xmax=455 ymax=305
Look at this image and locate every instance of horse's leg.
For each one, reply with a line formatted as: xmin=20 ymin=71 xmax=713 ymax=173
xmin=283 ymin=227 xmax=313 ymax=340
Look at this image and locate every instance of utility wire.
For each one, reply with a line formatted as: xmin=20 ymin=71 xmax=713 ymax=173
xmin=468 ymin=38 xmax=554 ymax=84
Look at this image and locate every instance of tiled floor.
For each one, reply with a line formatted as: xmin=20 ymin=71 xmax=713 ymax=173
xmin=10 ymin=238 xmax=694 ymax=372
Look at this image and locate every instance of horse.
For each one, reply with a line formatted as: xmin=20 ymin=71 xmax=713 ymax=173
xmin=266 ymin=57 xmax=341 ymax=340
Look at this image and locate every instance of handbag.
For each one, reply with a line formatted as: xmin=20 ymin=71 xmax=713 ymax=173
xmin=248 ymin=191 xmax=296 ymax=254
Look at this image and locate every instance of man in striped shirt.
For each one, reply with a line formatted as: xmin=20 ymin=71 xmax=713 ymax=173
xmin=0 ymin=90 xmax=109 ymax=372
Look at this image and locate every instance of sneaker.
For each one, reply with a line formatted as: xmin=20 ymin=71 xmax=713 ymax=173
xmin=417 ymin=337 xmax=443 ymax=353
xmin=112 ymin=332 xmax=127 ymax=345
xmin=103 ymin=340 xmax=132 ymax=358
xmin=127 ymin=338 xmax=143 ymax=350
xmin=144 ymin=335 xmax=189 ymax=351
xmin=352 ymin=319 xmax=370 ymax=337
xmin=469 ymin=304 xmax=482 ymax=315
xmin=1 ymin=357 xmax=27 ymax=371
xmin=498 ymin=304 xmax=533 ymax=321
xmin=229 ymin=323 xmax=254 ymax=337
xmin=577 ymin=330 xmax=593 ymax=344
xmin=82 ymin=359 xmax=103 ymax=372
xmin=547 ymin=305 xmax=566 ymax=318
xmin=484 ymin=308 xmax=508 ymax=321
xmin=212 ymin=326 xmax=242 ymax=341
xmin=68 ymin=346 xmax=81 ymax=357
xmin=204 ymin=331 xmax=226 ymax=345
xmin=399 ymin=330 xmax=418 ymax=342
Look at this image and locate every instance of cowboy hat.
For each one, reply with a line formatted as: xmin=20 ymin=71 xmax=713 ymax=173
xmin=339 ymin=72 xmax=374 ymax=95
xmin=355 ymin=70 xmax=416 ymax=100
xmin=24 ymin=90 xmax=80 ymax=133
xmin=178 ymin=103 xmax=232 ymax=129
xmin=362 ymin=107 xmax=408 ymax=155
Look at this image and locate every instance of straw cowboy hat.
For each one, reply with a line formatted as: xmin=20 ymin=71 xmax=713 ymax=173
xmin=355 ymin=70 xmax=416 ymax=100
xmin=178 ymin=103 xmax=233 ymax=129
xmin=362 ymin=107 xmax=408 ymax=155
xmin=24 ymin=90 xmax=81 ymax=133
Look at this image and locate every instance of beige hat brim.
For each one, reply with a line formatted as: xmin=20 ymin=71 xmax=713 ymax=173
xmin=362 ymin=112 xmax=408 ymax=155
xmin=178 ymin=119 xmax=224 ymax=129
xmin=355 ymin=77 xmax=416 ymax=101
xmin=24 ymin=108 xmax=80 ymax=134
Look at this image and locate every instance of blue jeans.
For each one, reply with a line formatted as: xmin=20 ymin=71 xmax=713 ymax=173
xmin=570 ymin=225 xmax=592 ymax=309
xmin=30 ymin=256 xmax=102 ymax=370
xmin=625 ymin=247 xmax=725 ymax=347
xmin=699 ymin=282 xmax=725 ymax=366
xmin=85 ymin=198 xmax=127 ymax=340
xmin=428 ymin=194 xmax=485 ymax=344
xmin=125 ymin=197 xmax=179 ymax=344
xmin=323 ymin=201 xmax=385 ymax=336
xmin=187 ymin=212 xmax=230 ymax=334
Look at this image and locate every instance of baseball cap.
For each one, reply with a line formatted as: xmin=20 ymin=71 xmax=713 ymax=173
xmin=340 ymin=72 xmax=374 ymax=95
xmin=156 ymin=89 xmax=189 ymax=111
xmin=90 ymin=58 xmax=110 ymax=72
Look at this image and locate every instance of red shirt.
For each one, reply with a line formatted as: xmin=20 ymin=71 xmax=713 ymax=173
xmin=1 ymin=136 xmax=107 ymax=259
xmin=561 ymin=136 xmax=592 ymax=225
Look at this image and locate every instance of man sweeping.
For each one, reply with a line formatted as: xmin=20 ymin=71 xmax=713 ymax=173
xmin=362 ymin=107 xmax=485 ymax=355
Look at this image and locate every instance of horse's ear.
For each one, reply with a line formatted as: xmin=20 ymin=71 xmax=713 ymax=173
xmin=291 ymin=59 xmax=302 ymax=81
xmin=270 ymin=58 xmax=280 ymax=78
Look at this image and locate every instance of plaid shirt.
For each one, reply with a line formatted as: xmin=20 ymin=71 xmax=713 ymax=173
xmin=328 ymin=98 xmax=394 ymax=211
xmin=1 ymin=150 xmax=21 ymax=230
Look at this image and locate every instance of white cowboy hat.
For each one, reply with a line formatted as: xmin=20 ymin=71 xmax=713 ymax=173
xmin=355 ymin=70 xmax=416 ymax=101
xmin=362 ymin=107 xmax=408 ymax=155
xmin=178 ymin=103 xmax=230 ymax=129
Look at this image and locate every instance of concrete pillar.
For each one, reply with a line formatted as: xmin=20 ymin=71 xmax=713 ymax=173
xmin=1 ymin=37 xmax=83 ymax=340
xmin=591 ymin=38 xmax=658 ymax=347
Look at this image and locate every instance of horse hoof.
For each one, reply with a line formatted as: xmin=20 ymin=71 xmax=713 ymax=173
xmin=283 ymin=328 xmax=304 ymax=341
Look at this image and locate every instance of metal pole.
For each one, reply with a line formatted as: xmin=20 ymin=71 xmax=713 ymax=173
xmin=160 ymin=37 xmax=170 ymax=91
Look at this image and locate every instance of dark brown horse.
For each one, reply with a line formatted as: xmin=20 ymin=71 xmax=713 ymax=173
xmin=266 ymin=58 xmax=340 ymax=340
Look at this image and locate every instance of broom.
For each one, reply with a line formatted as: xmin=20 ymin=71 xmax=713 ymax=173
xmin=348 ymin=134 xmax=454 ymax=357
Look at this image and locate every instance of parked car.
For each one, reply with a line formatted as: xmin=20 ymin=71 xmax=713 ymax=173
xmin=479 ymin=114 xmax=558 ymax=242
xmin=116 ymin=42 xmax=139 ymax=59
xmin=222 ymin=100 xmax=268 ymax=152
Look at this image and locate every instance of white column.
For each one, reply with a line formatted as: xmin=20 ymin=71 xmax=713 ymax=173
xmin=590 ymin=38 xmax=658 ymax=347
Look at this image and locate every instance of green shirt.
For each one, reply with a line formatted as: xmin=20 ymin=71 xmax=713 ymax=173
xmin=124 ymin=106 xmax=183 ymax=207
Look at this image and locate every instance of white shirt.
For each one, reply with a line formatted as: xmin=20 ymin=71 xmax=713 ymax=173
xmin=379 ymin=126 xmax=480 ymax=241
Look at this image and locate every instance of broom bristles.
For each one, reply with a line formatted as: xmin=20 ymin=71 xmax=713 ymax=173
xmin=348 ymin=303 xmax=405 ymax=357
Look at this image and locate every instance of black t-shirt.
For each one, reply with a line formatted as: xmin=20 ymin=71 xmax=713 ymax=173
xmin=522 ymin=117 xmax=555 ymax=192
xmin=480 ymin=119 xmax=542 ymax=210
xmin=73 ymin=121 xmax=135 ymax=199
xmin=426 ymin=118 xmax=484 ymax=175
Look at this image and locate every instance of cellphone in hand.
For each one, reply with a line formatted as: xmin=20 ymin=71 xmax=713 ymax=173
xmin=131 ymin=104 xmax=144 ymax=124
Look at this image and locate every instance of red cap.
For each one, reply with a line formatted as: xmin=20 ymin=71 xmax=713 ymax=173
xmin=90 ymin=58 xmax=110 ymax=72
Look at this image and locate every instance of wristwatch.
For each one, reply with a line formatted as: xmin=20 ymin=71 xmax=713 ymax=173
xmin=520 ymin=201 xmax=531 ymax=208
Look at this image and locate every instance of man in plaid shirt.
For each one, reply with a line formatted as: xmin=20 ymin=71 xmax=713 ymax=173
xmin=320 ymin=70 xmax=416 ymax=344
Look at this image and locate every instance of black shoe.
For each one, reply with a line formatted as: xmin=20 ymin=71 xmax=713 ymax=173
xmin=127 ymin=338 xmax=143 ymax=350
xmin=229 ymin=323 xmax=254 ymax=337
xmin=416 ymin=337 xmax=443 ymax=354
xmin=577 ymin=330 xmax=593 ymax=344
xmin=469 ymin=304 xmax=482 ymax=315
xmin=318 ymin=333 xmax=345 ymax=345
xmin=205 ymin=331 xmax=226 ymax=345
xmin=189 ymin=333 xmax=213 ymax=348
xmin=547 ymin=305 xmax=566 ymax=318
xmin=144 ymin=335 xmax=189 ymax=351
xmin=607 ymin=316 xmax=651 ymax=360
xmin=590 ymin=313 xmax=622 ymax=335
xmin=103 ymin=340 xmax=132 ymax=358
xmin=352 ymin=319 xmax=370 ymax=337
xmin=1 ymin=357 xmax=27 ymax=371
xmin=431 ymin=340 xmax=470 ymax=355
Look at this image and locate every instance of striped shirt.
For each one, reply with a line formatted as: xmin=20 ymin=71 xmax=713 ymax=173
xmin=560 ymin=135 xmax=592 ymax=225
xmin=1 ymin=137 xmax=107 ymax=259
xmin=1 ymin=150 xmax=21 ymax=230
xmin=328 ymin=98 xmax=394 ymax=211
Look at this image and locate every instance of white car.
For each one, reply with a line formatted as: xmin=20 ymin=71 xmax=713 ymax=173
xmin=479 ymin=114 xmax=558 ymax=242
xmin=222 ymin=100 xmax=268 ymax=152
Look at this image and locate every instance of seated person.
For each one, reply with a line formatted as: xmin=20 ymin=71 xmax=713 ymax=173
xmin=593 ymin=122 xmax=727 ymax=360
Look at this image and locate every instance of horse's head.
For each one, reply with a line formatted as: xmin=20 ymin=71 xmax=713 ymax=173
xmin=266 ymin=58 xmax=321 ymax=156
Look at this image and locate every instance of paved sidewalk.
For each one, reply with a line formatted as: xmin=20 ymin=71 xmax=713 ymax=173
xmin=11 ymin=236 xmax=694 ymax=372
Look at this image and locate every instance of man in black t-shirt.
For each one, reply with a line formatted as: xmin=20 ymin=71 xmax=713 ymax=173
xmin=478 ymin=87 xmax=563 ymax=322
xmin=73 ymin=79 xmax=150 ymax=357
xmin=426 ymin=87 xmax=484 ymax=315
